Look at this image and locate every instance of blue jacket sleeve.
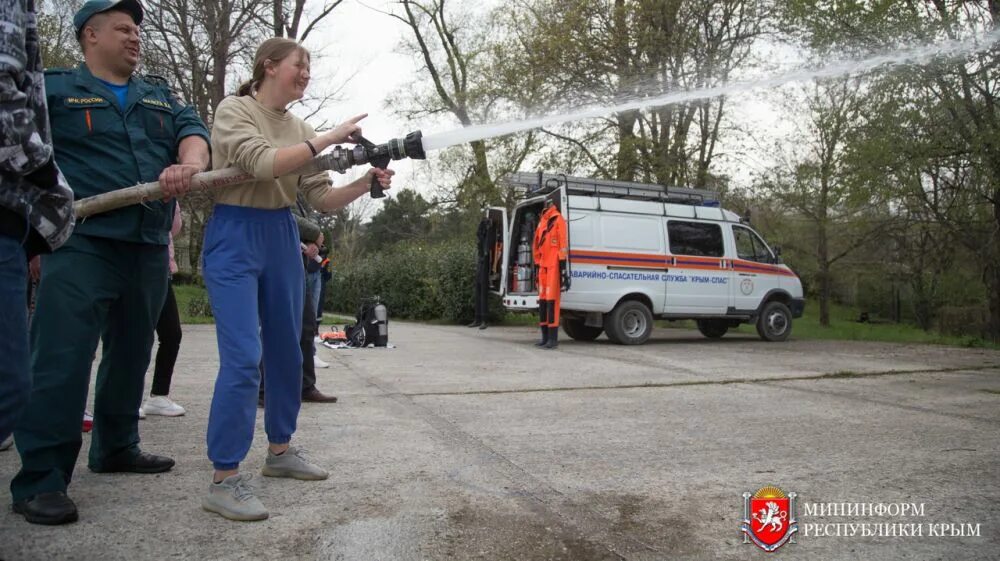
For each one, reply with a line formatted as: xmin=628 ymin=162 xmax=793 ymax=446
xmin=170 ymin=95 xmax=210 ymax=146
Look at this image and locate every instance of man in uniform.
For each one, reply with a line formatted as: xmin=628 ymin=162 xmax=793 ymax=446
xmin=533 ymin=197 xmax=569 ymax=349
xmin=469 ymin=214 xmax=492 ymax=329
xmin=10 ymin=0 xmax=211 ymax=525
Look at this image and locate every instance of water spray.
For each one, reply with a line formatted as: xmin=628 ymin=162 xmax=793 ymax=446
xmin=418 ymin=28 xmax=1000 ymax=152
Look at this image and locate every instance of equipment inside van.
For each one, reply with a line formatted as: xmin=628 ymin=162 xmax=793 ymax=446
xmin=485 ymin=173 xmax=805 ymax=345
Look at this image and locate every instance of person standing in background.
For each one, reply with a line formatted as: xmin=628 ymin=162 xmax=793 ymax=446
xmin=316 ymin=245 xmax=331 ymax=330
xmin=468 ymin=216 xmax=491 ymax=329
xmin=141 ymin=201 xmax=185 ymax=417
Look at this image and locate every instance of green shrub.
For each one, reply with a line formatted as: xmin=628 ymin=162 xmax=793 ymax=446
xmin=187 ymin=294 xmax=214 ymax=319
xmin=327 ymin=240 xmax=505 ymax=324
xmin=937 ymin=306 xmax=989 ymax=338
xmin=171 ymin=270 xmax=203 ymax=286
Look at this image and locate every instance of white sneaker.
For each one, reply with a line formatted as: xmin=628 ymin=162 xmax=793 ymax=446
xmin=313 ymin=354 xmax=330 ymax=369
xmin=313 ymin=335 xmax=323 ymax=344
xmin=143 ymin=395 xmax=186 ymax=417
xmin=138 ymin=406 xmax=147 ymax=419
xmin=202 ymin=473 xmax=268 ymax=521
xmin=261 ymin=446 xmax=328 ymax=480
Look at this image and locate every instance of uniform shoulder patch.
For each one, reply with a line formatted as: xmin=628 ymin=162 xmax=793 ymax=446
xmin=143 ymin=73 xmax=170 ymax=87
xmin=142 ymin=73 xmax=188 ymax=106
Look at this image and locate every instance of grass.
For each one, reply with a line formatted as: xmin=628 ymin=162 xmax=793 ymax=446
xmin=175 ymin=283 xmax=356 ymax=327
xmin=175 ymin=283 xmax=997 ymax=349
xmin=174 ymin=283 xmax=214 ymax=325
xmin=731 ymin=300 xmax=999 ymax=349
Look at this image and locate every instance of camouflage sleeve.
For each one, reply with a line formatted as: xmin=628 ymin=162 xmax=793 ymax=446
xmin=0 ymin=0 xmax=54 ymax=177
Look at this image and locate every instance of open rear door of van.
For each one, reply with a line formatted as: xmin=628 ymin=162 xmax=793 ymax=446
xmin=487 ymin=207 xmax=508 ymax=295
xmin=559 ymin=182 xmax=572 ymax=284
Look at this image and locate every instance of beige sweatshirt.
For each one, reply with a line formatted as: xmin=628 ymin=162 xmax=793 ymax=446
xmin=210 ymin=95 xmax=330 ymax=209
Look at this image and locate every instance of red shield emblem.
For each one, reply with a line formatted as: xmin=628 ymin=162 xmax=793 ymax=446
xmin=742 ymin=486 xmax=798 ymax=552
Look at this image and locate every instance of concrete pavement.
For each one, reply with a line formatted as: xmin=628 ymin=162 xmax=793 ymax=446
xmin=1 ymin=323 xmax=998 ymax=560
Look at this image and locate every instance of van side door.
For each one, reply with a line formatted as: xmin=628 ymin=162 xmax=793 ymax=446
xmin=664 ymin=219 xmax=730 ymax=314
xmin=487 ymin=207 xmax=509 ymax=295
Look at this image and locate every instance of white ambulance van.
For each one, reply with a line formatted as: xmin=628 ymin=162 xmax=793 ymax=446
xmin=483 ymin=173 xmax=804 ymax=345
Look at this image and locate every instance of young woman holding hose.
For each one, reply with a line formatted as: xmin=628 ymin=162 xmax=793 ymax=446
xmin=202 ymin=38 xmax=393 ymax=521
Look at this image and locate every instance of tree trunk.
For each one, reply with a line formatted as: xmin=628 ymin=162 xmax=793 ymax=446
xmin=817 ymin=173 xmax=831 ymax=327
xmin=987 ymin=194 xmax=1000 ymax=341
xmin=818 ymin=242 xmax=831 ymax=327
xmin=468 ymin=139 xmax=493 ymax=204
xmin=616 ymin=111 xmax=639 ymax=181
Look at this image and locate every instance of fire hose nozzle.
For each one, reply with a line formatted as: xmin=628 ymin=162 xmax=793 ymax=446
xmin=315 ymin=131 xmax=426 ymax=198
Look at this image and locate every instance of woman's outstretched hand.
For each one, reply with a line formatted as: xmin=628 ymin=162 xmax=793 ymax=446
xmin=321 ymin=113 xmax=367 ymax=147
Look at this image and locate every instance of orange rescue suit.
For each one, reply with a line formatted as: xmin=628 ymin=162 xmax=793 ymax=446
xmin=533 ymin=204 xmax=568 ymax=327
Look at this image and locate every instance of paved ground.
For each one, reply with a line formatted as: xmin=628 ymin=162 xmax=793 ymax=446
xmin=2 ymin=323 xmax=999 ymax=561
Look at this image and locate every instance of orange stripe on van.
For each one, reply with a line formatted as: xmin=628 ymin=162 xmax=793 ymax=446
xmin=731 ymin=259 xmax=797 ymax=277
xmin=569 ymin=250 xmax=797 ymax=277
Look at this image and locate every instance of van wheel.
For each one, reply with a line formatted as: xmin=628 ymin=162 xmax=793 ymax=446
xmin=697 ymin=320 xmax=729 ymax=339
xmin=756 ymin=301 xmax=792 ymax=342
xmin=605 ymin=300 xmax=653 ymax=345
xmin=562 ymin=318 xmax=603 ymax=341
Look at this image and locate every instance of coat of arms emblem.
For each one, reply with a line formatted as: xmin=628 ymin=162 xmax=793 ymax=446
xmin=742 ymin=486 xmax=798 ymax=552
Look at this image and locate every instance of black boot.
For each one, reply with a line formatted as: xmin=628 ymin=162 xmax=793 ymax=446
xmin=535 ymin=301 xmax=549 ymax=346
xmin=535 ymin=324 xmax=549 ymax=346
xmin=545 ymin=326 xmax=559 ymax=349
xmin=467 ymin=319 xmax=482 ymax=328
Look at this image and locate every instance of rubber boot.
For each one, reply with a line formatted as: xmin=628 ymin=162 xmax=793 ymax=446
xmin=535 ymin=301 xmax=549 ymax=346
xmin=535 ymin=324 xmax=549 ymax=347
xmin=545 ymin=326 xmax=559 ymax=349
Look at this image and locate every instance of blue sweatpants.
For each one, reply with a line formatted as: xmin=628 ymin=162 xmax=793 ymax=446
xmin=203 ymin=204 xmax=304 ymax=471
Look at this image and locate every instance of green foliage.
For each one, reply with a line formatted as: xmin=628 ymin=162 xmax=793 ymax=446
xmin=173 ymin=284 xmax=214 ymax=325
xmin=170 ymin=270 xmax=203 ymax=287
xmin=327 ymin=239 xmax=505 ymax=324
xmin=364 ymin=189 xmax=434 ymax=252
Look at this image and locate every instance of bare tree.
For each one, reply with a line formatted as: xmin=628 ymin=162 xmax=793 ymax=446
xmin=388 ymin=0 xmax=536 ymax=209
xmin=760 ymin=79 xmax=899 ymax=326
xmin=37 ymin=0 xmax=82 ymax=68
xmin=498 ymin=0 xmax=768 ymax=187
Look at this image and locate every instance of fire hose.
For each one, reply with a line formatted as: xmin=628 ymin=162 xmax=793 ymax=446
xmin=72 ymin=131 xmax=426 ymax=218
